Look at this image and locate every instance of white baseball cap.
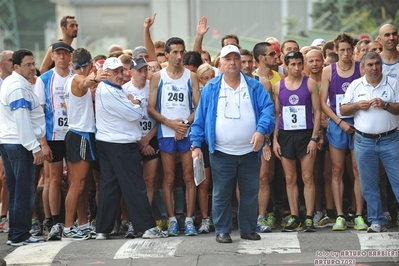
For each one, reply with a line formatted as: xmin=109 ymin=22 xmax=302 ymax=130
xmin=220 ymin=45 xmax=241 ymax=58
xmin=103 ymin=57 xmax=123 ymax=70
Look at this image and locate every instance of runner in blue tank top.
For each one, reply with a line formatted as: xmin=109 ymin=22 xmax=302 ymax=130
xmin=320 ymin=33 xmax=367 ymax=232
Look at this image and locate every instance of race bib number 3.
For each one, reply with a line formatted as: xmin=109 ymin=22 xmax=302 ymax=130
xmin=282 ymin=105 xmax=306 ymax=130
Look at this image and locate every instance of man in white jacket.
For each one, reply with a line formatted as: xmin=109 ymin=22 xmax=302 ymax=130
xmin=0 ymin=49 xmax=47 ymax=246
xmin=95 ymin=57 xmax=166 ymax=240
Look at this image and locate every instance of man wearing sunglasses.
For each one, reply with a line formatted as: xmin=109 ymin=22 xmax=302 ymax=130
xmin=252 ymin=42 xmax=284 ymax=233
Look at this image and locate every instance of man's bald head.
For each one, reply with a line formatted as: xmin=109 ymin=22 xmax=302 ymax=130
xmin=379 ymin=24 xmax=397 ymax=37
xmin=378 ymin=24 xmax=398 ymax=52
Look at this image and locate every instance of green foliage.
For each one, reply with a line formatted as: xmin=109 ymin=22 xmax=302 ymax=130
xmin=312 ymin=0 xmax=399 ymax=33
xmin=6 ymin=0 xmax=55 ymax=50
xmin=341 ymin=10 xmax=377 ymax=34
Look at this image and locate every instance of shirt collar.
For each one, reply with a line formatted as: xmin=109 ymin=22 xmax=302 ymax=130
xmin=104 ymin=80 xmax=122 ymax=90
xmin=361 ymin=73 xmax=387 ymax=89
xmin=221 ymin=72 xmax=247 ymax=91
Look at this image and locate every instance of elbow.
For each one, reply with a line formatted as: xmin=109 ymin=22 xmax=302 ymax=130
xmin=339 ymin=107 xmax=349 ymax=116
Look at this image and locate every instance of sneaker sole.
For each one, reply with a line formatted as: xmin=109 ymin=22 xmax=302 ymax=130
xmin=282 ymin=226 xmax=302 ymax=232
xmin=47 ymin=236 xmax=61 ymax=241
xmin=61 ymin=236 xmax=89 ymax=241
xmin=304 ymin=227 xmax=316 ymax=232
xmin=354 ymin=226 xmax=368 ymax=231
xmin=332 ymin=227 xmax=347 ymax=231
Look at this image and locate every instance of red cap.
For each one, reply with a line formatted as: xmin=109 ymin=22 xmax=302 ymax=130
xmin=271 ymin=43 xmax=281 ymax=54
xmin=93 ymin=59 xmax=105 ymax=73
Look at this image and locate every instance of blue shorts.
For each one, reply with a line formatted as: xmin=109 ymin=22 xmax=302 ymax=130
xmin=158 ymin=137 xmax=191 ymax=153
xmin=326 ymin=117 xmax=354 ymax=149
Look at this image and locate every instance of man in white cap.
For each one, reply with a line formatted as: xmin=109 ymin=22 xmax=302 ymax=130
xmin=190 ymin=45 xmax=275 ymax=243
xmin=95 ymin=57 xmax=167 ymax=240
xmin=311 ymin=38 xmax=326 ymax=47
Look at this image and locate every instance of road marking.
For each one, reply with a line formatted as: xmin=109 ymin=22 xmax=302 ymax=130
xmin=354 ymin=231 xmax=399 ymax=250
xmin=238 ymin=232 xmax=300 ymax=254
xmin=114 ymin=238 xmax=183 ymax=259
xmin=4 ymin=241 xmax=71 ymax=265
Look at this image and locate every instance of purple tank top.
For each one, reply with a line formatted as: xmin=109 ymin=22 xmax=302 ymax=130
xmin=278 ymin=76 xmax=314 ymax=130
xmin=329 ymin=61 xmax=361 ymax=116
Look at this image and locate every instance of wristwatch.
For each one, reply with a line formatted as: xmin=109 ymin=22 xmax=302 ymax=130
xmin=183 ymin=119 xmax=190 ymax=125
xmin=384 ymin=102 xmax=391 ymax=110
xmin=310 ymin=137 xmax=320 ymax=143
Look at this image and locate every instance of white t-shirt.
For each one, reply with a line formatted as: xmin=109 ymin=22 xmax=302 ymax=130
xmin=215 ymin=73 xmax=256 ymax=155
xmin=122 ymin=80 xmax=156 ymax=138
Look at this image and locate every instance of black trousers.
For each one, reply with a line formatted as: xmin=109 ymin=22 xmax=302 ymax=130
xmin=96 ymin=141 xmax=155 ymax=234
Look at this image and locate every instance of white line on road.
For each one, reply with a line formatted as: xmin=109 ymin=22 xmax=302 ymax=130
xmin=354 ymin=231 xmax=399 ymax=250
xmin=114 ymin=238 xmax=183 ymax=259
xmin=4 ymin=241 xmax=72 ymax=265
xmin=238 ymin=232 xmax=301 ymax=254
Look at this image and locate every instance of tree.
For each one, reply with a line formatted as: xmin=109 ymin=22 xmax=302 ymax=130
xmin=0 ymin=0 xmax=55 ymax=50
xmin=311 ymin=0 xmax=399 ymax=34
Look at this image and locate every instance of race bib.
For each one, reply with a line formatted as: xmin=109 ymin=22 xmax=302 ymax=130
xmin=282 ymin=105 xmax=306 ymax=130
xmin=165 ymin=85 xmax=187 ymax=108
xmin=336 ymin=94 xmax=351 ymax=118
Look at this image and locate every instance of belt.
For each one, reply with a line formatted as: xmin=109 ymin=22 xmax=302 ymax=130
xmin=355 ymin=128 xmax=397 ymax=139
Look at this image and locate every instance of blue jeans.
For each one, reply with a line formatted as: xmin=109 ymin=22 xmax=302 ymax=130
xmin=354 ymin=131 xmax=399 ymax=227
xmin=210 ymin=150 xmax=260 ymax=235
xmin=0 ymin=144 xmax=36 ymax=242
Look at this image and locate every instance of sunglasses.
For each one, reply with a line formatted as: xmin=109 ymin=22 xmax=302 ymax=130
xmin=263 ymin=51 xmax=277 ymax=57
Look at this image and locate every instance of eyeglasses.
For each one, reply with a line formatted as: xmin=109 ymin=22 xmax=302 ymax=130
xmin=22 ymin=62 xmax=37 ymax=68
xmin=223 ymin=84 xmax=241 ymax=119
xmin=148 ymin=65 xmax=160 ymax=71
xmin=263 ymin=51 xmax=277 ymax=57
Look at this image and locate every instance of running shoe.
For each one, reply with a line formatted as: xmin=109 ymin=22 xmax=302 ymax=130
xmin=184 ymin=221 xmax=198 ymax=236
xmin=281 ymin=214 xmax=291 ymax=228
xmin=354 ymin=216 xmax=368 ymax=231
xmin=0 ymin=218 xmax=9 ymax=233
xmin=11 ymin=236 xmax=45 ymax=247
xmin=332 ymin=216 xmax=347 ymax=231
xmin=313 ymin=211 xmax=324 ymax=225
xmin=346 ymin=213 xmax=355 ymax=228
xmin=142 ymin=227 xmax=168 ymax=239
xmin=198 ymin=218 xmax=210 ymax=234
xmin=80 ymin=223 xmax=96 ymax=239
xmin=110 ymin=220 xmax=121 ymax=236
xmin=256 ymin=217 xmax=272 ymax=233
xmin=265 ymin=215 xmax=277 ymax=229
xmin=121 ymin=220 xmax=129 ymax=233
xmin=167 ymin=220 xmax=179 ymax=236
xmin=367 ymin=224 xmax=387 ymax=233
xmin=155 ymin=219 xmax=163 ymax=230
xmin=62 ymin=226 xmax=90 ymax=241
xmin=125 ymin=222 xmax=135 ymax=238
xmin=48 ymin=223 xmax=63 ymax=241
xmin=30 ymin=218 xmax=42 ymax=236
xmin=304 ymin=218 xmax=316 ymax=232
xmin=315 ymin=215 xmax=335 ymax=228
xmin=282 ymin=216 xmax=302 ymax=232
